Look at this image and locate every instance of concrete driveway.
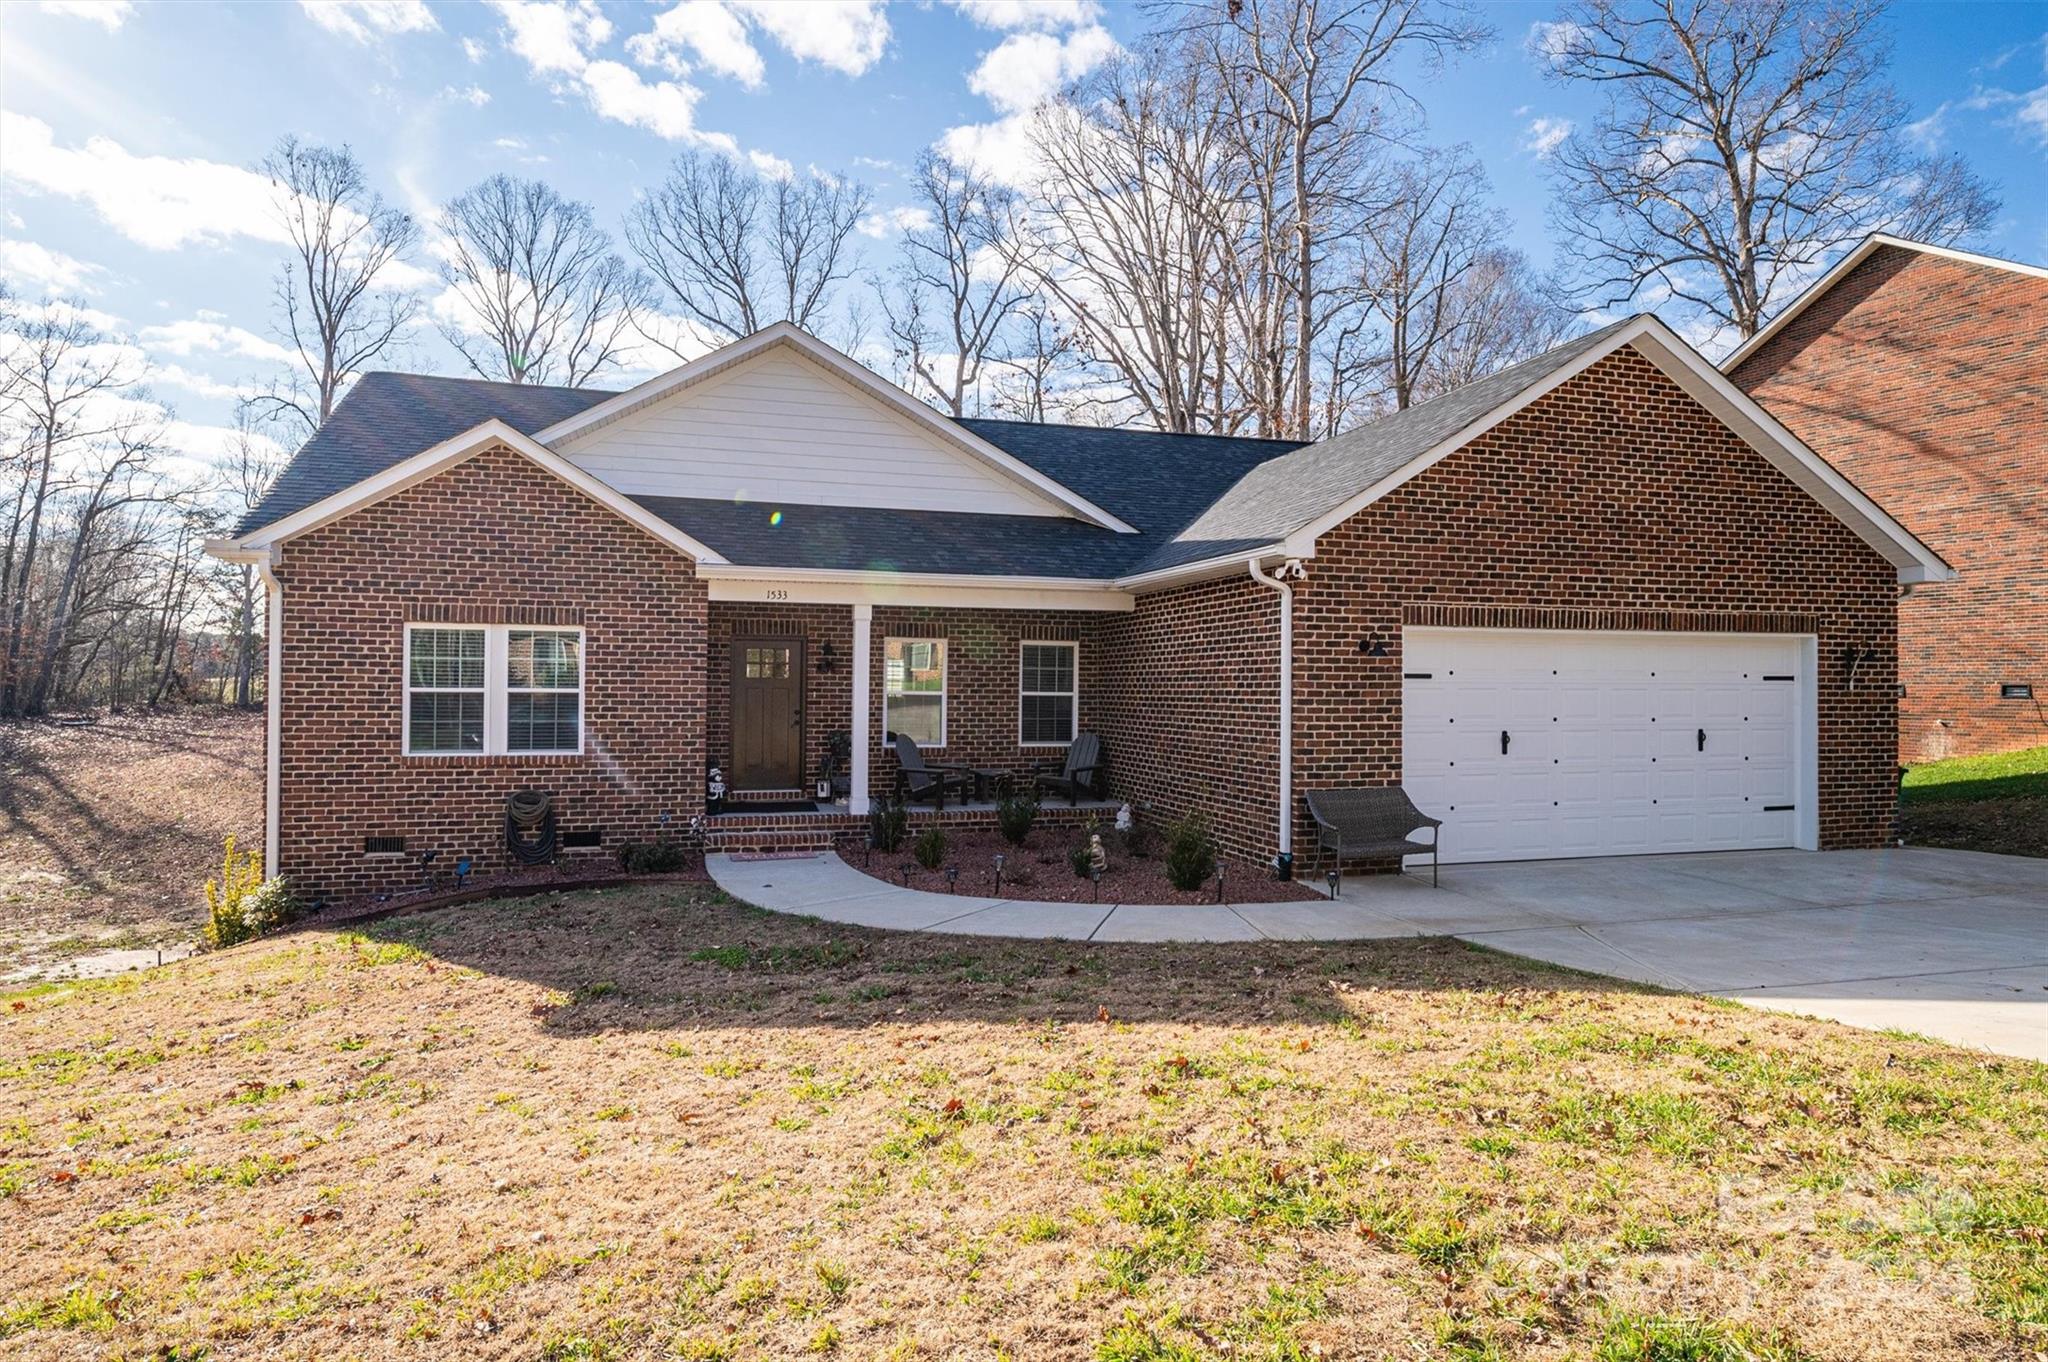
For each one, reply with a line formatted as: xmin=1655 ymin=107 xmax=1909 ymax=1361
xmin=1412 ymin=848 xmax=2047 ymax=1062
xmin=709 ymin=846 xmax=2046 ymax=1060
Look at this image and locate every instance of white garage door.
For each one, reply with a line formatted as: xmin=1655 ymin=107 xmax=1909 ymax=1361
xmin=1402 ymin=630 xmax=1807 ymax=865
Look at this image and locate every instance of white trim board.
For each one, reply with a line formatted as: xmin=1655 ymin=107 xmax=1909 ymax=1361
xmin=211 ymin=420 xmax=728 ymax=564
xmin=533 ymin=323 xmax=1138 ymax=535
xmin=1275 ymin=315 xmax=1952 ymax=586
xmin=1723 ymin=232 xmax=2048 ymax=372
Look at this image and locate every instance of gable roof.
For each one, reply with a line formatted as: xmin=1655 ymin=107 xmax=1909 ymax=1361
xmin=535 ymin=323 xmax=1138 ymax=533
xmin=1142 ymin=313 xmax=1951 ymax=585
xmin=1723 ymin=233 xmax=2048 ymax=373
xmin=219 ymin=317 xmax=1947 ymax=588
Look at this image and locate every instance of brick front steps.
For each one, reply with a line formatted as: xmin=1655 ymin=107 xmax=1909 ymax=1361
xmin=704 ymin=800 xmax=1118 ymax=854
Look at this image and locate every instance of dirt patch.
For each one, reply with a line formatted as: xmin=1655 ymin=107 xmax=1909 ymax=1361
xmin=1902 ymin=796 xmax=2048 ymax=859
xmin=1 ymin=884 xmax=2039 ymax=1360
xmin=0 ymin=709 xmax=263 ymax=980
xmin=839 ymin=826 xmax=1325 ymax=903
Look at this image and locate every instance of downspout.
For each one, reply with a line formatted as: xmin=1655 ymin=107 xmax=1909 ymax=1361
xmin=256 ymin=553 xmax=283 ymax=877
xmin=1247 ymin=556 xmax=1306 ymax=875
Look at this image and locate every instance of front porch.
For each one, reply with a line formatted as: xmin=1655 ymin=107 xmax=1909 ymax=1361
xmin=705 ymin=590 xmax=1129 ymax=829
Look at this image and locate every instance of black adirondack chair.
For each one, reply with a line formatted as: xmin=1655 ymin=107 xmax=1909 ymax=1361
xmin=1303 ymin=787 xmax=1444 ymax=891
xmin=892 ymin=732 xmax=972 ymax=810
xmin=1033 ymin=732 xmax=1107 ymax=805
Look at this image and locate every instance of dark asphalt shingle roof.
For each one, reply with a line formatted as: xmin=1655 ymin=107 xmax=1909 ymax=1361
xmin=233 ymin=323 xmax=1619 ymax=577
xmin=1163 ymin=317 xmax=1637 ymax=560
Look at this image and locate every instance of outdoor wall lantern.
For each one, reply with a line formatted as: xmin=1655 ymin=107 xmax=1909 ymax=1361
xmin=817 ymin=641 xmax=837 ymax=674
xmin=1358 ymin=634 xmax=1389 ymax=657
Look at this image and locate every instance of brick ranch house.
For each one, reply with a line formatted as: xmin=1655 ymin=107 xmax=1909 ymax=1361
xmin=1726 ymin=233 xmax=2048 ymax=763
xmin=206 ymin=317 xmax=1948 ymax=901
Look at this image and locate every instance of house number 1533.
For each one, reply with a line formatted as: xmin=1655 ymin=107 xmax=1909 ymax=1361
xmin=764 ymin=588 xmax=789 ymax=601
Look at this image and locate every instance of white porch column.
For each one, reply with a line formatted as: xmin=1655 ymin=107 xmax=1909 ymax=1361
xmin=258 ymin=556 xmax=284 ymax=875
xmin=850 ymin=603 xmax=873 ymax=815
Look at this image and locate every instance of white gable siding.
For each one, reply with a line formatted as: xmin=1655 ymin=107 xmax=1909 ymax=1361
xmin=557 ymin=348 xmax=1062 ymax=516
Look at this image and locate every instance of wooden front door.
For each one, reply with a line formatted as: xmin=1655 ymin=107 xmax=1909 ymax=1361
xmin=731 ymin=638 xmax=804 ymax=790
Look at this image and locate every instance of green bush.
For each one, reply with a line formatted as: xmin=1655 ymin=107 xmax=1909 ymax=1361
xmin=913 ymin=825 xmax=948 ymax=870
xmin=1068 ymin=840 xmax=1096 ymax=879
xmin=203 ymin=836 xmax=301 ymax=948
xmin=1164 ymin=813 xmax=1217 ymax=891
xmin=996 ymin=793 xmax=1038 ymax=846
xmin=868 ymin=799 xmax=909 ymax=853
xmin=618 ymin=838 xmax=692 ymax=874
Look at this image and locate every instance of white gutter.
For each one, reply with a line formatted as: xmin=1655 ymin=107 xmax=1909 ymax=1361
xmin=1246 ymin=556 xmax=1305 ymax=862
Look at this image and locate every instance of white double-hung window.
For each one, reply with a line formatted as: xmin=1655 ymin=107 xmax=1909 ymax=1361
xmin=404 ymin=624 xmax=584 ymax=756
xmin=883 ymin=637 xmax=947 ymax=746
xmin=1019 ymin=641 xmax=1078 ymax=745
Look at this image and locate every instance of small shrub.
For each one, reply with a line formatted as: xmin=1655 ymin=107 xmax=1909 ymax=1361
xmin=995 ymin=793 xmax=1038 ymax=846
xmin=868 ymin=800 xmax=909 ymax=853
xmin=913 ymin=825 xmax=948 ymax=870
xmin=618 ymin=837 xmax=691 ymax=873
xmin=1164 ymin=813 xmax=1216 ymax=891
xmin=203 ymin=836 xmax=300 ymax=949
xmin=1068 ymin=841 xmax=1096 ymax=879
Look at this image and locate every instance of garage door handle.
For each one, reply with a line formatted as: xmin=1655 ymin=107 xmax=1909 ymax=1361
xmin=1500 ymin=729 xmax=1510 ymax=755
xmin=1697 ymin=727 xmax=1706 ymax=752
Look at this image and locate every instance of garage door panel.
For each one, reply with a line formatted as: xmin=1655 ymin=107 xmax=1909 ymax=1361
xmin=1403 ymin=630 xmax=1806 ymax=865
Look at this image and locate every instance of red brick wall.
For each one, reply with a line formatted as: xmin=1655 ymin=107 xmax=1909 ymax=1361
xmin=1093 ymin=575 xmax=1282 ymax=862
xmin=1287 ymin=345 xmax=1900 ymax=859
xmin=866 ymin=607 xmax=1107 ymax=799
xmin=1731 ymin=245 xmax=2048 ymax=762
xmin=275 ymin=445 xmax=707 ymax=899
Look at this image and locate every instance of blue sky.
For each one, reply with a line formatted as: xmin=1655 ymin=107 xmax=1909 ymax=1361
xmin=2 ymin=0 xmax=2042 ymax=468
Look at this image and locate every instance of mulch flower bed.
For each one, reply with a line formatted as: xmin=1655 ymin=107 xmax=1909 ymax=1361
xmin=314 ymin=857 xmax=711 ymax=925
xmin=837 ymin=826 xmax=1324 ymax=904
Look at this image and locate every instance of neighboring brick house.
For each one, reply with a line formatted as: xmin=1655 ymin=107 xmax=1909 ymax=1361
xmin=1727 ymin=234 xmax=2048 ymax=763
xmin=208 ymin=319 xmax=1947 ymax=900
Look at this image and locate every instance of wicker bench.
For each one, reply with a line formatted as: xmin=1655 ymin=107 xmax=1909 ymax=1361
xmin=1303 ymin=787 xmax=1444 ymax=892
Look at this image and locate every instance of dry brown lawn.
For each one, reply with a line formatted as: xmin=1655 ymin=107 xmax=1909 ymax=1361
xmin=0 ymin=709 xmax=263 ymax=980
xmin=2 ymin=885 xmax=2043 ymax=1361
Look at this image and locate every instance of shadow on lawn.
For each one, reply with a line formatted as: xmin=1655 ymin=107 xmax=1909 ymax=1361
xmin=334 ymin=882 xmax=1658 ymax=1039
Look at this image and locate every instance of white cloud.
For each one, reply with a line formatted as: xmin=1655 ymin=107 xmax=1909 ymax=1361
xmin=462 ymin=35 xmax=488 ymax=62
xmin=857 ymin=205 xmax=934 ymax=239
xmin=2017 ymin=85 xmax=2048 ymax=146
xmin=730 ymin=0 xmax=889 ymax=78
xmin=947 ymin=0 xmax=1100 ymax=31
xmin=487 ymin=1 xmax=739 ymax=148
xmin=444 ymin=84 xmax=493 ymax=107
xmin=1526 ymin=19 xmax=1585 ymax=68
xmin=967 ymin=23 xmax=1115 ymax=116
xmin=38 ymin=1 xmax=134 ymax=30
xmin=0 ymin=238 xmax=107 ymax=294
xmin=298 ymin=0 xmax=439 ymax=43
xmin=1522 ymin=116 xmax=1573 ymax=159
xmin=581 ymin=59 xmax=713 ymax=142
xmin=630 ymin=1 xmax=766 ymax=88
xmin=138 ymin=318 xmax=296 ymax=367
xmin=748 ymin=149 xmax=795 ymax=180
xmin=151 ymin=364 xmax=252 ymax=402
xmin=488 ymin=0 xmax=611 ymax=77
xmin=0 ymin=112 xmax=287 ymax=251
xmin=937 ymin=114 xmax=1039 ymax=189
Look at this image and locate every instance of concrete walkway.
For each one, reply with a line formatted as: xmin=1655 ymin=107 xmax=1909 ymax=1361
xmin=707 ymin=847 xmax=2048 ymax=1061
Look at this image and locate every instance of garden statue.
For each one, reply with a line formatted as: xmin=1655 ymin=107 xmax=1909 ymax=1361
xmin=1088 ymin=832 xmax=1107 ymax=874
xmin=706 ymin=764 xmax=726 ymax=815
xmin=1115 ymin=803 xmax=1133 ymax=833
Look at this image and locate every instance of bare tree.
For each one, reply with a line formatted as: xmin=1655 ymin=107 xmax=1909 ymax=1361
xmin=437 ymin=175 xmax=647 ymax=386
xmin=218 ymin=405 xmax=286 ymax=708
xmin=1422 ymin=248 xmax=1580 ymax=395
xmin=876 ymin=152 xmax=1028 ymax=416
xmin=1541 ymin=0 xmax=1999 ymax=344
xmin=990 ymin=297 xmax=1079 ymax=423
xmin=626 ymin=152 xmax=870 ymax=345
xmin=259 ymin=136 xmax=420 ymax=433
xmin=1011 ymin=50 xmax=1244 ymax=433
xmin=0 ymin=304 xmax=157 ymax=715
xmin=1356 ymin=145 xmax=1500 ymax=410
xmin=1167 ymin=0 xmax=1491 ymax=434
